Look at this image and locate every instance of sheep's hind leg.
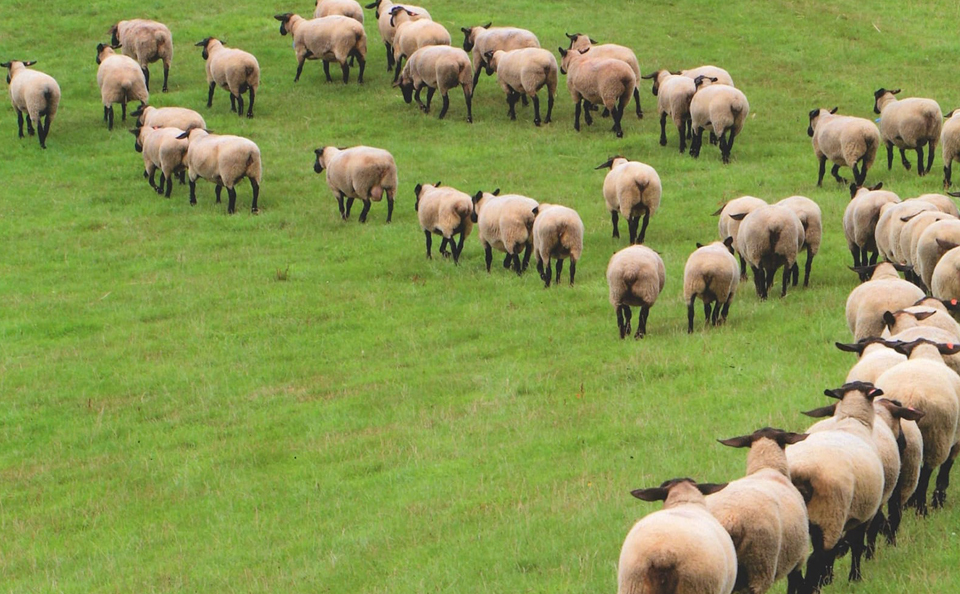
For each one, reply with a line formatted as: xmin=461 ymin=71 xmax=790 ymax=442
xmin=582 ymin=101 xmax=594 ymax=125
xmin=425 ymin=87 xmax=436 ymax=113
xmin=162 ymin=63 xmax=169 ymax=92
xmin=899 ymin=147 xmax=912 ymax=170
xmin=634 ymin=87 xmax=642 ymax=118
xmin=610 ymin=211 xmax=620 ymax=238
xmin=932 ymin=445 xmax=958 ymax=509
xmin=424 ymin=230 xmax=433 ymax=258
xmin=142 ymin=67 xmax=150 ymax=91
xmin=544 ymin=93 xmax=553 ymax=123
xmin=916 ymin=143 xmax=926 ymax=176
xmin=637 ymin=211 xmax=650 ymax=244
xmin=521 ymin=243 xmax=533 ymax=272
xmin=355 ymin=53 xmax=365 ymax=83
xmin=846 ymin=522 xmax=868 ymax=582
xmin=39 ymin=114 xmax=50 ymax=148
xmin=384 ymin=43 xmax=394 ymax=71
xmin=616 ymin=305 xmax=629 ymax=339
xmin=235 ymin=93 xmax=244 ymax=118
xmin=323 ymin=61 xmax=333 ymax=83
xmin=386 ymin=193 xmax=394 ymax=223
xmin=531 ymin=94 xmax=541 ymax=126
xmin=791 ymin=262 xmax=799 ymax=287
xmin=207 ymin=82 xmax=216 ymax=107
xmin=215 ymin=185 xmax=223 ymax=204
xmin=226 ymin=187 xmax=238 ymax=214
xmin=107 ymin=106 xmax=114 ymax=130
xmin=635 ymin=306 xmax=649 ymax=339
xmin=659 ymin=112 xmax=668 ymax=146
xmin=627 ymin=217 xmax=639 ymax=244
xmin=908 ymin=464 xmax=933 ymax=516
xmin=357 ymin=200 xmax=372 ymax=223
xmin=703 ymin=302 xmax=713 ymax=327
xmin=25 ymin=115 xmax=35 ymax=136
xmin=438 ymin=236 xmax=450 ymax=257
xmin=573 ymin=98 xmax=582 ymax=131
xmin=720 ymin=298 xmax=732 ymax=324
xmin=295 ymin=57 xmax=306 ymax=82
xmin=945 ymin=162 xmax=953 ymax=190
xmin=785 ymin=568 xmax=803 ymax=594
xmin=569 ymin=259 xmax=576 ymax=285
xmin=865 ymin=511 xmax=885 ymax=559
xmin=336 ymin=194 xmax=346 ymax=219
xmin=438 ymin=93 xmax=450 ymax=120
xmin=121 ymin=101 xmax=127 ymax=122
xmin=16 ymin=110 xmax=24 ymax=138
xmin=344 ymin=197 xmax=355 ymax=218
xmin=247 ymin=87 xmax=255 ymax=118
xmin=554 ymin=259 xmax=563 ymax=286
xmin=804 ymin=250 xmax=815 ymax=287
xmin=687 ymin=299 xmax=696 ymax=333
xmin=341 ymin=61 xmax=350 ymax=84
xmin=188 ymin=179 xmax=198 ymax=205
xmin=830 ymin=164 xmax=846 ymax=184
xmin=229 ymin=93 xmax=237 ymax=112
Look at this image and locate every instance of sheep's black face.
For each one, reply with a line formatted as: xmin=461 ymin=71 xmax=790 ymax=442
xmin=95 ymin=44 xmax=104 ymax=65
xmin=461 ymin=28 xmax=474 ymax=52
xmin=313 ymin=150 xmax=325 ymax=174
xmin=110 ymin=27 xmax=120 ymax=47
xmin=399 ymin=80 xmax=413 ymax=103
xmin=274 ymin=14 xmax=293 ymax=36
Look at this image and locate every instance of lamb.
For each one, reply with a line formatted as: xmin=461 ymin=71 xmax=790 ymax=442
xmin=564 ymin=33 xmax=642 ymax=118
xmin=836 ymin=338 xmax=906 ymax=385
xmin=807 ymin=107 xmax=880 ymax=186
xmin=313 ymin=146 xmax=397 ymax=223
xmin=395 ymin=45 xmax=473 ymax=122
xmin=95 ymin=43 xmax=148 ymax=130
xmin=195 ymin=38 xmax=259 ymax=119
xmin=390 ymin=8 xmax=451 ymax=82
xmin=707 ymin=428 xmax=809 ymax=594
xmin=315 ymin=0 xmax=364 ymax=22
xmin=485 ymin=48 xmax=557 ymax=127
xmin=364 ymin=0 xmax=430 ymax=72
xmin=775 ymin=195 xmax=821 ymax=287
xmin=274 ymin=13 xmax=366 ymax=84
xmin=875 ymin=338 xmax=960 ymax=515
xmin=785 ymin=382 xmax=885 ymax=590
xmin=931 ymin=244 xmax=960 ymax=303
xmin=461 ymin=24 xmax=539 ymax=90
xmin=729 ymin=205 xmax=804 ymax=300
xmin=470 ymin=190 xmax=539 ymax=274
xmin=682 ymin=238 xmax=739 ymax=333
xmin=641 ymin=70 xmax=696 ymax=153
xmin=130 ymin=125 xmax=188 ymax=198
xmin=2 ymin=60 xmax=60 ymax=149
xmin=942 ymin=109 xmax=960 ymax=189
xmin=845 ymin=262 xmax=924 ymax=341
xmin=179 ymin=128 xmax=262 ymax=214
xmin=621 ymin=478 xmax=736 ymax=594
xmin=873 ymin=88 xmax=942 ymax=177
xmin=109 ymin=19 xmax=172 ymax=92
xmin=606 ymin=245 xmax=665 ymax=339
xmin=843 ymin=182 xmax=900 ymax=271
xmin=713 ymin=196 xmax=766 ymax=279
xmin=532 ymin=203 xmax=583 ymax=287
xmin=596 ymin=157 xmax=661 ymax=243
xmin=131 ymin=105 xmax=206 ymax=131
xmin=681 ymin=65 xmax=734 ymax=87
xmin=915 ymin=219 xmax=960 ymax=289
xmin=689 ymin=77 xmax=749 ymax=163
xmin=414 ymin=182 xmax=473 ymax=263
xmin=558 ymin=47 xmax=635 ymax=138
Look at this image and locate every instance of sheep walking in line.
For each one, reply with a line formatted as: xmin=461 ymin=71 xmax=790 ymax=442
xmin=130 ymin=125 xmax=188 ymax=198
xmin=689 ymin=76 xmax=749 ymax=164
xmin=109 ymin=19 xmax=172 ymax=92
xmin=596 ymin=157 xmax=661 ymax=244
xmin=807 ymin=107 xmax=880 ymax=187
xmin=559 ymin=47 xmax=635 ymax=138
xmin=532 ymin=203 xmax=583 ymax=287
xmin=364 ymin=0 xmax=430 ymax=72
xmin=471 ymin=190 xmax=539 ymax=274
xmin=775 ymin=195 xmax=822 ymax=287
xmin=389 ymin=7 xmax=451 ymax=82
xmin=641 ymin=70 xmax=696 ymax=153
xmin=195 ymin=38 xmax=260 ymax=119
xmin=845 ymin=262 xmax=924 ymax=341
xmin=713 ymin=196 xmax=767 ymax=280
xmin=179 ymin=128 xmax=262 ymax=214
xmin=873 ymin=88 xmax=942 ymax=177
xmin=461 ymin=23 xmax=539 ymax=91
xmin=395 ymin=46 xmax=474 ymax=122
xmin=274 ymin=13 xmax=366 ymax=84
xmin=485 ymin=48 xmax=557 ymax=127
xmin=96 ymin=43 xmax=148 ymax=130
xmin=2 ymin=60 xmax=59 ymax=149
xmin=564 ymin=33 xmax=642 ymax=118
xmin=730 ymin=205 xmax=804 ymax=300
xmin=314 ymin=146 xmax=397 ymax=223
xmin=682 ymin=238 xmax=739 ymax=332
xmin=606 ymin=245 xmax=664 ymax=339
xmin=414 ymin=182 xmax=473 ymax=263
xmin=843 ymin=183 xmax=900 ymax=272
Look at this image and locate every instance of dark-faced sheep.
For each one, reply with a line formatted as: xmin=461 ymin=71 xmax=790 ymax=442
xmin=2 ymin=60 xmax=59 ymax=148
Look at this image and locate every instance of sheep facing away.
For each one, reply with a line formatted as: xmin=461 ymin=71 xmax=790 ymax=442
xmin=873 ymin=88 xmax=942 ymax=177
xmin=274 ymin=13 xmax=366 ymax=84
xmin=532 ymin=203 xmax=583 ymax=287
xmin=682 ymin=238 xmax=739 ymax=332
xmin=314 ymin=146 xmax=397 ymax=222
xmin=606 ymin=245 xmax=665 ymax=339
xmin=844 ymin=262 xmax=925 ymax=341
xmin=414 ymin=182 xmax=473 ymax=263
xmin=713 ymin=196 xmax=767 ymax=280
xmin=730 ymin=205 xmax=804 ymax=300
xmin=109 ymin=19 xmax=172 ymax=92
xmin=395 ymin=45 xmax=473 ymax=122
xmin=807 ymin=107 xmax=880 ymax=187
xmin=364 ymin=0 xmax=431 ymax=71
xmin=130 ymin=125 xmax=188 ymax=197
xmin=485 ymin=48 xmax=557 ymax=127
xmin=564 ymin=33 xmax=643 ymax=119
xmin=689 ymin=76 xmax=749 ymax=164
xmin=776 ymin=195 xmax=822 ymax=287
xmin=131 ymin=105 xmax=206 ymax=131
xmin=471 ymin=190 xmax=539 ymax=274
xmin=942 ymin=109 xmax=960 ymax=189
xmin=179 ymin=128 xmax=262 ymax=213
xmin=95 ymin=43 xmax=149 ymax=130
xmin=596 ymin=157 xmax=661 ymax=244
xmin=195 ymin=38 xmax=259 ymax=118
xmin=2 ymin=60 xmax=60 ymax=149
xmin=461 ymin=24 xmax=540 ymax=90
xmin=558 ymin=47 xmax=635 ymax=138
xmin=641 ymin=70 xmax=696 ymax=153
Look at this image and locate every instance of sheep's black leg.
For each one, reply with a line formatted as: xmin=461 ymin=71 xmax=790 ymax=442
xmin=386 ymin=195 xmax=394 ymax=223
xmin=532 ymin=95 xmax=541 ymax=127
xmin=229 ymin=94 xmax=237 ymax=112
xmin=344 ymin=197 xmax=355 ymax=218
xmin=613 ymin=95 xmax=627 ymax=138
xmin=425 ymin=87 xmax=436 ymax=112
xmin=107 ymin=106 xmax=114 ymax=130
xmin=512 ymin=252 xmax=523 ymax=275
xmin=555 ymin=259 xmax=563 ymax=285
xmin=786 ymin=569 xmax=803 ymax=594
xmin=569 ymin=259 xmax=576 ymax=285
xmin=295 ymin=57 xmax=306 ymax=82
xmin=102 ymin=106 xmax=108 ymax=123
xmin=927 ymin=142 xmax=935 ymax=174
xmin=790 ymin=263 xmax=799 ymax=287
xmin=247 ymin=87 xmax=255 ymax=118
xmin=899 ymin=147 xmax=912 ymax=170
xmin=752 ymin=266 xmax=765 ymax=300
xmin=16 ymin=110 xmax=25 ymax=138
xmin=634 ymin=87 xmax=642 ymax=118
xmin=471 ymin=63 xmax=482 ymax=90
xmin=207 ymin=82 xmax=216 ymax=107
xmin=869 ymin=249 xmax=878 ymax=265
xmin=830 ymin=164 xmax=846 ymax=184
xmin=484 ymin=244 xmax=493 ymax=272
xmin=521 ymin=243 xmax=532 ymax=272
xmin=804 ymin=524 xmax=830 ymax=593
xmin=703 ymin=301 xmax=712 ymax=327
xmin=24 ymin=115 xmax=34 ymax=136
xmin=455 ymin=231 xmax=466 ymax=263
xmin=709 ymin=130 xmax=718 ymax=145
xmin=909 ymin=464 xmax=933 ymax=516
xmin=165 ymin=174 xmax=173 ymax=198
xmin=464 ymin=88 xmax=474 ymax=123
xmin=804 ymin=250 xmax=815 ymax=287
xmin=933 ymin=447 xmax=958 ymax=509
xmin=712 ymin=301 xmax=721 ymax=325
xmin=438 ymin=237 xmax=450 ymax=257
xmin=414 ymin=84 xmax=426 ymax=111
xmin=438 ymin=93 xmax=450 ymax=119
xmin=147 ymin=168 xmax=157 ymax=190
xmin=739 ymin=255 xmax=748 ymax=280
xmin=637 ymin=211 xmax=651 ymax=244
xmin=616 ymin=305 xmax=627 ymax=339
xmin=236 ymin=94 xmax=244 ymax=118
xmin=583 ymin=101 xmax=594 ymax=125
xmin=946 ymin=163 xmax=953 ymax=190
xmin=341 ymin=62 xmax=350 ymax=84
xmin=917 ymin=143 xmax=926 ymax=176
xmin=358 ymin=200 xmax=372 ymax=223
xmin=215 ymin=185 xmax=223 ymax=204
xmin=356 ymin=53 xmax=365 ymax=83
xmin=226 ymin=187 xmax=237 ymax=214
xmin=690 ymin=127 xmax=703 ymax=158
xmin=39 ymin=114 xmax=50 ymax=148
xmin=545 ymin=93 xmax=553 ymax=124
xmin=324 ymin=61 xmax=334 ymax=83
xmin=392 ymin=58 xmax=402 ymax=83
xmin=610 ymin=211 xmax=620 ymax=238
xmin=816 ymin=156 xmax=827 ymax=186
xmin=337 ymin=194 xmax=346 ymax=219
xmin=424 ymin=230 xmax=432 ymax=258
xmin=851 ymin=161 xmax=861 ymax=184
xmin=885 ymin=142 xmax=894 ymax=169
xmin=156 ymin=172 xmax=165 ymax=194
xmin=162 ymin=63 xmax=169 ymax=92
xmin=384 ymin=42 xmax=394 ymax=71
xmin=573 ymin=98 xmax=582 ymax=132
xmin=635 ymin=306 xmax=649 ymax=339
xmin=142 ymin=67 xmax=150 ymax=91
xmin=179 ymin=171 xmax=186 ymax=185
xmin=847 ymin=522 xmax=868 ymax=582
xmin=189 ymin=179 xmax=197 ymax=205
xmin=542 ymin=260 xmax=552 ymax=287
xmin=886 ymin=482 xmax=903 ymax=545
xmin=503 ymin=252 xmax=513 ymax=269
xmin=627 ymin=217 xmax=638 ymax=244
xmin=659 ymin=112 xmax=668 ymax=146
xmin=536 ymin=254 xmax=545 ymax=280
xmin=718 ymin=131 xmax=729 ymax=164
xmin=865 ymin=512 xmax=885 ymax=559
xmin=687 ymin=299 xmax=696 ymax=333
xmin=121 ymin=101 xmax=127 ymax=121
xmin=720 ymin=298 xmax=732 ymax=324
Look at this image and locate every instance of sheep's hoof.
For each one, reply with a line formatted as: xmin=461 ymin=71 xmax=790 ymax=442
xmin=466 ymin=117 xmax=473 ymax=123
xmin=534 ymin=119 xmax=541 ymax=127
xmin=246 ymin=113 xmax=254 ymax=119
xmin=615 ymin=130 xmax=624 ymax=138
xmin=544 ymin=117 xmax=551 ymax=124
xmin=162 ymin=86 xmax=168 ymax=92
xmin=659 ymin=138 xmax=667 ymax=146
xmin=251 ymin=208 xmax=260 ymax=215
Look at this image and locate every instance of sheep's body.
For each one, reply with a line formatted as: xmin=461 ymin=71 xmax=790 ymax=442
xmin=96 ymin=45 xmax=149 ymax=130
xmin=899 ymin=418 xmax=924 ymax=507
xmin=365 ymin=0 xmax=429 ymax=70
xmin=892 ymin=326 xmax=960 ymax=377
xmin=315 ymin=0 xmax=364 ymax=22
xmin=488 ymin=48 xmax=557 ymax=127
xmin=136 ymin=126 xmax=188 ymax=198
xmin=776 ymin=195 xmax=821 ymax=287
xmin=415 ymin=184 xmax=473 ymax=263
xmin=3 ymin=61 xmax=60 ymax=148
xmin=599 ymin=157 xmax=661 ymax=244
xmin=932 ymin=246 xmax=960 ymax=303
xmin=532 ymin=203 xmax=584 ymax=287
xmin=681 ymin=65 xmax=734 ymax=87
xmin=916 ymin=219 xmax=960 ymax=288
xmin=133 ymin=105 xmax=205 ymax=131
xmin=808 ymin=109 xmax=879 ymax=186
xmin=689 ymin=83 xmax=749 ymax=163
xmin=844 ymin=341 xmax=906 ymax=385
xmin=901 ymin=211 xmax=953 ymax=277
xmin=715 ymin=196 xmax=766 ymax=280
xmin=473 ymin=192 xmax=539 ymax=275
xmin=276 ymin=13 xmax=366 ymax=84
xmin=647 ymin=71 xmax=696 ymax=153
xmin=461 ymin=25 xmax=539 ymax=89
xmin=314 ymin=146 xmax=397 ymax=223
xmin=734 ymin=205 xmax=804 ymax=300
xmin=199 ymin=38 xmax=260 ymax=118
xmin=183 ymin=129 xmax=262 ymax=214
xmin=886 ymin=307 xmax=960 ymax=347
xmin=682 ymin=241 xmax=739 ymax=332
xmin=843 ymin=185 xmax=900 ymax=268
xmin=606 ymin=245 xmax=665 ymax=339
xmin=845 ymin=263 xmax=925 ymax=341
xmin=397 ymin=45 xmax=473 ymax=122
xmin=560 ymin=49 xmax=635 ymax=138
xmin=875 ymin=200 xmax=936 ymax=264
xmin=915 ymin=193 xmax=960 ymax=217
xmin=942 ymin=111 xmax=960 ymax=188
xmin=110 ymin=19 xmax=172 ymax=92
xmin=620 ymin=481 xmax=736 ymax=594
xmin=567 ymin=34 xmax=642 ymax=118
xmin=874 ymin=89 xmax=942 ymax=177
xmin=392 ymin=16 xmax=451 ymax=81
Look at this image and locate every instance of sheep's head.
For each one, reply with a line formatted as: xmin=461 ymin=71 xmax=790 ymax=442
xmin=388 ymin=6 xmax=415 ymax=27
xmin=640 ymin=70 xmax=674 ymax=96
xmin=364 ymin=0 xmax=383 ymax=17
xmin=1 ymin=60 xmax=34 ymax=83
xmin=594 ymin=156 xmax=624 ymax=170
xmin=848 ymin=181 xmax=882 ymax=199
xmin=274 ymin=13 xmax=295 ymax=36
xmin=873 ymin=87 xmax=900 ymax=114
xmin=313 ymin=148 xmax=328 ymax=173
xmin=564 ymin=32 xmax=596 ymax=51
xmin=96 ymin=43 xmax=120 ymax=64
xmin=393 ymin=70 xmax=414 ymax=102
xmin=195 ymin=38 xmax=217 ymax=60
xmin=460 ymin=23 xmax=490 ymax=52
xmin=108 ymin=24 xmax=120 ymax=47
xmin=722 ymin=235 xmax=735 ymax=254
xmin=482 ymin=51 xmax=499 ymax=75
xmin=693 ymin=75 xmax=718 ymax=89
xmin=806 ymin=107 xmax=837 ymax=137
xmin=412 ymin=182 xmax=442 ymax=211
xmin=630 ymin=478 xmax=727 ymax=508
xmin=128 ymin=127 xmax=144 ymax=152
xmin=557 ymin=47 xmax=589 ymax=74
xmin=470 ymin=188 xmax=499 ymax=222
xmin=717 ymin=427 xmax=808 ymax=450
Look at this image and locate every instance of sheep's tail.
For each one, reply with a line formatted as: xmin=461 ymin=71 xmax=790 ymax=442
xmin=246 ymin=150 xmax=263 ymax=183
xmin=768 ymin=227 xmax=782 ymax=252
xmin=557 ymin=222 xmax=582 ymax=259
xmin=861 ymin=132 xmax=878 ymax=170
xmin=619 ymin=561 xmax=679 ymax=594
xmin=453 ymin=200 xmax=472 ymax=224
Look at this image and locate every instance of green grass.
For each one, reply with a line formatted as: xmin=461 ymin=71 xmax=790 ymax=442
xmin=3 ymin=0 xmax=960 ymax=592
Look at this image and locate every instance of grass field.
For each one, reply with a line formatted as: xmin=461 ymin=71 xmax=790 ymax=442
xmin=4 ymin=0 xmax=960 ymax=592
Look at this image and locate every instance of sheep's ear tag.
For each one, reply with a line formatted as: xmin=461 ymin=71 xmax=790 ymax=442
xmin=868 ymin=388 xmax=884 ymax=399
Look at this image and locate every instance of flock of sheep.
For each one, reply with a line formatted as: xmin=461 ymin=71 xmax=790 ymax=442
xmin=6 ymin=3 xmax=960 ymax=594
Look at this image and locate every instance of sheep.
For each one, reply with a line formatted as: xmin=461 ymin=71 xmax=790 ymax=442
xmin=875 ymin=338 xmax=960 ymax=515
xmin=931 ymin=244 xmax=960 ymax=303
xmin=621 ymin=478 xmax=736 ymax=594
xmin=564 ymin=33 xmax=642 ymax=119
xmin=531 ymin=203 xmax=583 ymax=287
xmin=414 ymin=182 xmax=473 ymax=263
xmin=395 ymin=45 xmax=473 ymax=122
xmin=836 ymin=338 xmax=906 ymax=385
xmin=807 ymin=107 xmax=880 ymax=186
xmin=915 ymin=219 xmax=960 ymax=289
xmin=484 ymin=48 xmax=557 ymax=127
xmin=785 ymin=382 xmax=885 ymax=590
xmin=873 ymin=88 xmax=942 ymax=177
xmin=775 ymin=195 xmax=821 ymax=287
xmin=596 ymin=157 xmax=661 ymax=243
xmin=689 ymin=77 xmax=749 ymax=163
xmin=461 ymin=24 xmax=539 ymax=90
xmin=942 ymin=109 xmax=960 ymax=189
xmin=681 ymin=65 xmax=734 ymax=87
xmin=364 ymin=0 xmax=430 ymax=71
xmin=874 ymin=199 xmax=936 ymax=265
xmin=195 ymin=38 xmax=259 ymax=119
xmin=890 ymin=325 xmax=960 ymax=378
xmin=131 ymin=105 xmax=206 ymax=131
xmin=882 ymin=305 xmax=960 ymax=343
xmin=129 ymin=125 xmax=188 ymax=198
xmin=843 ymin=182 xmax=900 ymax=272
xmin=470 ymin=190 xmax=539 ymax=275
xmin=713 ymin=196 xmax=767 ymax=280
xmin=390 ymin=8 xmax=451 ymax=82
xmin=108 ymin=19 xmax=172 ymax=92
xmin=315 ymin=0 xmax=364 ymax=22
xmin=899 ymin=211 xmax=954 ymax=287
xmin=641 ymin=70 xmax=696 ymax=153
xmin=313 ymin=146 xmax=397 ymax=223
xmin=682 ymin=238 xmax=738 ymax=333
xmin=730 ymin=205 xmax=804 ymax=300
xmin=2 ymin=60 xmax=60 ymax=149
xmin=915 ymin=193 xmax=960 ymax=217
xmin=179 ymin=128 xmax=262 ymax=214
xmin=558 ymin=47 xmax=635 ymax=138
xmin=606 ymin=245 xmax=665 ymax=339
xmin=95 ymin=43 xmax=148 ymax=130
xmin=707 ymin=428 xmax=809 ymax=594
xmin=845 ymin=262 xmax=924 ymax=341
xmin=274 ymin=13 xmax=366 ymax=84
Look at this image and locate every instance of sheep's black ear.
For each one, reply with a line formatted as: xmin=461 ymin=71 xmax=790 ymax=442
xmin=364 ymin=1 xmax=379 ymax=8
xmin=778 ymin=431 xmax=809 ymax=445
xmin=565 ymin=32 xmax=577 ymax=40
xmin=866 ymin=387 xmax=884 ymax=400
xmin=176 ymin=131 xmax=189 ymax=139
xmin=891 ymin=88 xmax=901 ymax=95
xmin=414 ymin=183 xmax=423 ymax=196
xmin=578 ymin=48 xmax=589 ymax=55
xmin=696 ymin=242 xmax=704 ymax=249
xmin=558 ymin=47 xmax=567 ymax=57
xmin=900 ymin=212 xmax=922 ymax=222
xmin=112 ymin=44 xmax=122 ymax=50
xmin=472 ymin=191 xmax=482 ymax=203
xmin=882 ymin=311 xmax=897 ymax=329
xmin=835 ymin=341 xmax=867 ymax=354
xmin=531 ymin=207 xmax=539 ymax=216
xmin=461 ymin=27 xmax=470 ymax=34
xmin=937 ymin=342 xmax=960 ymax=355
xmin=589 ymin=37 xmax=598 ymax=43
xmin=434 ymin=181 xmax=441 ymax=187
xmin=913 ymin=310 xmax=936 ymax=321
xmin=823 ymin=388 xmax=844 ymax=400
xmin=881 ymin=400 xmax=925 ymax=421
xmin=728 ymin=212 xmax=747 ymax=221
xmin=630 ymin=487 xmax=668 ymax=501
xmin=0 ymin=61 xmax=9 ymax=68
xmin=808 ymin=108 xmax=820 ymax=119
xmin=482 ymin=21 xmax=492 ymax=28
xmin=314 ymin=147 xmax=325 ymax=156
xmin=711 ymin=203 xmax=727 ymax=216
xmin=717 ymin=435 xmax=753 ymax=448
xmin=274 ymin=14 xmax=288 ymax=21
xmin=869 ymin=182 xmax=883 ymax=191
xmin=195 ymin=38 xmax=210 ymax=47
xmin=128 ymin=128 xmax=139 ymax=136
xmin=948 ymin=191 xmax=960 ymax=198
xmin=22 ymin=60 xmax=37 ymax=67
xmin=936 ymin=238 xmax=960 ymax=252
xmin=696 ymin=483 xmax=727 ymax=495
xmin=803 ymin=404 xmax=837 ymax=418
xmin=891 ymin=339 xmax=920 ymax=356
xmin=723 ymin=236 xmax=734 ymax=250
xmin=939 ymin=297 xmax=960 ymax=310
xmin=892 ymin=262 xmax=913 ymax=273
xmin=483 ymin=50 xmax=494 ymax=60
xmin=492 ymin=188 xmax=500 ymax=196
xmin=829 ymin=106 xmax=839 ymax=114
xmin=594 ymin=157 xmax=614 ymax=170
xmin=946 ymin=110 xmax=957 ymax=119
xmin=97 ymin=43 xmax=107 ymax=52
xmin=640 ymin=72 xmax=657 ymax=80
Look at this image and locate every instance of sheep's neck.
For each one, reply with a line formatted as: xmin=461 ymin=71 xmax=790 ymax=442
xmin=745 ymin=438 xmax=789 ymax=477
xmin=662 ymin=484 xmax=707 ymax=509
xmin=877 ymin=95 xmax=898 ymax=112
xmin=835 ymin=394 xmax=874 ymax=429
